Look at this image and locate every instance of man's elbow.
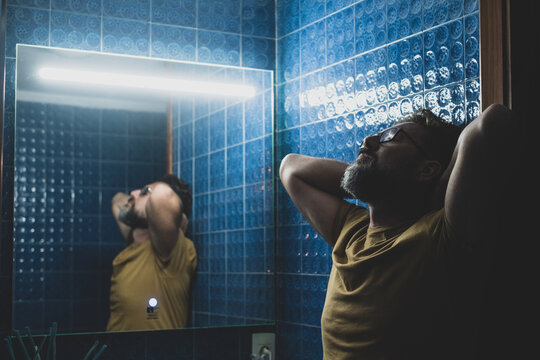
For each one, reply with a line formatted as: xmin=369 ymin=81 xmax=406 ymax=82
xmin=279 ymin=153 xmax=299 ymax=182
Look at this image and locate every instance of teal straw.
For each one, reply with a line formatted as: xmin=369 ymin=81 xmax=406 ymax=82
xmin=91 ymin=344 xmax=108 ymax=360
xmin=14 ymin=330 xmax=31 ymax=360
xmin=24 ymin=327 xmax=41 ymax=360
xmin=4 ymin=337 xmax=17 ymax=360
xmin=33 ymin=334 xmax=48 ymax=360
xmin=82 ymin=340 xmax=100 ymax=360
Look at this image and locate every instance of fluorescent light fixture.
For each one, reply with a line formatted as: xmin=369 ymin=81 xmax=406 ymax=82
xmin=39 ymin=67 xmax=256 ymax=98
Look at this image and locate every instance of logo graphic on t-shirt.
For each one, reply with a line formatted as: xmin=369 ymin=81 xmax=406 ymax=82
xmin=146 ymin=297 xmax=159 ymax=320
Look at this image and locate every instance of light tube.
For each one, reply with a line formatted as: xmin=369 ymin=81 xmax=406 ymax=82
xmin=38 ymin=67 xmax=256 ymax=98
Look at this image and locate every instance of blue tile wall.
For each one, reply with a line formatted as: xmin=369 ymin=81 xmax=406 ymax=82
xmin=13 ymin=102 xmax=167 ymax=333
xmin=171 ymin=68 xmax=275 ymax=327
xmin=275 ymin=0 xmax=480 ymax=358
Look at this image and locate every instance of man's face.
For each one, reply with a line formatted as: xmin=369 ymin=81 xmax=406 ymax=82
xmin=117 ymin=183 xmax=157 ymax=228
xmin=341 ymin=122 xmax=427 ymax=202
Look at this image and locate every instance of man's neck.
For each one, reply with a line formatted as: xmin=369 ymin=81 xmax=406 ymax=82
xmin=367 ymin=196 xmax=431 ymax=228
xmin=132 ymin=228 xmax=150 ymax=244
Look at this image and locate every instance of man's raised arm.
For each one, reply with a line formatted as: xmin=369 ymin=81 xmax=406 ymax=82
xmin=443 ymin=104 xmax=521 ymax=243
xmin=279 ymin=154 xmax=351 ymax=245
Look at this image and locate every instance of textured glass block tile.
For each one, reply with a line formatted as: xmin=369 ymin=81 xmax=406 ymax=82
xmin=277 ymin=80 xmax=300 ymax=130
xmin=15 ymin=127 xmax=46 ymax=157
xmin=179 ymin=123 xmax=193 ymax=159
xmin=354 ymin=0 xmax=386 ymax=55
xmin=226 ymin=230 xmax=244 ymax=273
xmin=226 ymin=187 xmax=244 ymax=229
xmin=51 ymin=11 xmax=101 ymax=51
xmin=208 ymin=232 xmax=225 ymax=272
xmin=197 ymin=30 xmax=240 ymax=66
xmin=464 ymin=13 xmax=479 ymax=79
xmin=209 ymin=191 xmax=226 ymax=231
xmin=101 ymin=162 xmax=127 ymax=187
xmin=46 ymin=186 xmax=73 ymax=215
xmin=226 ymin=144 xmax=243 ymax=187
xmin=179 ymin=159 xmax=193 ymax=185
xmin=51 ymin=0 xmax=101 ymax=14
xmin=101 ymin=134 xmax=127 ymax=161
xmin=301 ymin=275 xmax=326 ymax=325
xmin=354 ymin=49 xmax=388 ymax=110
xmin=300 ymin=0 xmax=324 ymax=27
xmin=74 ymin=160 xmax=99 ymax=187
xmin=246 ymin=274 xmax=272 ymax=318
xmin=209 ymin=111 xmax=225 ymax=151
xmin=151 ymin=0 xmax=195 ymax=27
xmin=326 ymin=0 xmax=353 ymax=15
xmin=300 ymin=121 xmax=326 ymax=157
xmin=278 ymin=224 xmax=302 ymax=272
xmin=300 ymin=20 xmax=325 ymax=75
xmin=210 ymin=273 xmax=227 ymax=313
xmin=326 ymin=115 xmax=356 ymax=162
xmin=72 ymin=300 xmax=103 ymax=330
xmin=245 ymin=228 xmax=264 ymax=271
xmin=44 ymin=301 xmax=72 ymax=333
xmin=102 ymin=17 xmax=149 ymax=56
xmin=178 ymin=98 xmax=194 ymax=124
xmin=74 ymin=188 xmax=100 ymax=215
xmin=244 ymin=94 xmax=264 ymax=141
xmin=422 ymin=0 xmax=462 ymax=29
xmin=465 ymin=79 xmax=480 ymax=123
xmin=326 ymin=7 xmax=354 ymax=65
xmin=277 ymin=0 xmax=300 ymax=37
xmin=73 ymin=107 xmax=100 ymax=133
xmin=44 ymin=245 xmax=73 ymax=272
xmin=13 ymin=302 xmax=43 ymax=331
xmin=242 ymin=37 xmax=274 ymax=70
xmin=277 ymin=32 xmax=300 ymax=83
xmin=263 ymin=90 xmax=273 ymax=136
xmin=198 ymin=0 xmax=241 ymax=33
xmin=278 ymin=275 xmax=302 ymax=322
xmin=302 ymin=325 xmax=324 ymax=359
xmin=226 ymin=273 xmax=245 ymax=316
xmin=44 ymin=272 xmax=72 ymax=300
xmin=301 ymin=224 xmax=329 ymax=274
xmin=245 ymin=138 xmax=264 ymax=184
xmin=387 ymin=34 xmax=423 ymax=99
xmin=209 ymin=151 xmax=225 ymax=191
xmin=151 ymin=24 xmax=196 ymax=61
xmin=464 ymin=0 xmax=478 ymax=14
xmin=45 ymin=215 xmax=74 ymax=245
xmin=242 ymin=0 xmax=275 ymax=37
xmin=6 ymin=6 xmax=49 ymax=57
xmin=103 ymin=0 xmax=149 ymax=21
xmin=226 ymin=102 xmax=243 ymax=146
xmin=102 ymin=109 xmax=128 ymax=133
xmin=194 ymin=116 xmax=209 ymax=156
xmin=194 ymin=155 xmax=209 ymax=194
xmin=245 ymin=184 xmax=264 ymax=228
xmin=14 ymin=271 xmax=44 ymax=300
xmin=386 ymin=0 xmax=423 ymax=42
xmin=276 ymin=127 xmax=300 ymax=162
xmin=127 ymin=163 xmax=155 ymax=188
xmin=72 ymin=244 xmax=99 ymax=272
xmin=15 ymin=102 xmax=47 ymax=129
xmin=73 ymin=271 xmax=100 ymax=299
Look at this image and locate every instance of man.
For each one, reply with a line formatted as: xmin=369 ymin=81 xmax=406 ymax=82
xmin=106 ymin=174 xmax=197 ymax=331
xmin=280 ymin=104 xmax=523 ymax=359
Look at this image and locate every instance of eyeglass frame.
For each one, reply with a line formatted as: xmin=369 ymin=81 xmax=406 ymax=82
xmin=360 ymin=126 xmax=431 ymax=159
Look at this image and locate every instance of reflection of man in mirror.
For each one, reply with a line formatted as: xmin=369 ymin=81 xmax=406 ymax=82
xmin=106 ymin=174 xmax=197 ymax=331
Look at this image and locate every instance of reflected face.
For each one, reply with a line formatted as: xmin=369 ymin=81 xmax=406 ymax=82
xmin=341 ymin=122 xmax=427 ymax=202
xmin=117 ymin=184 xmax=155 ymax=228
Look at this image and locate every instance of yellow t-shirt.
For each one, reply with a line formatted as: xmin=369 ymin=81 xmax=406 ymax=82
xmin=106 ymin=230 xmax=197 ymax=331
xmin=322 ymin=202 xmax=473 ymax=360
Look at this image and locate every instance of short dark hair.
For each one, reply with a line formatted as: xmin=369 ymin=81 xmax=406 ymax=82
xmin=397 ymin=108 xmax=462 ymax=170
xmin=157 ymin=174 xmax=192 ymax=218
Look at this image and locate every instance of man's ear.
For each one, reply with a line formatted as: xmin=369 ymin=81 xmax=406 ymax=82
xmin=416 ymin=160 xmax=442 ymax=182
xmin=180 ymin=213 xmax=189 ymax=233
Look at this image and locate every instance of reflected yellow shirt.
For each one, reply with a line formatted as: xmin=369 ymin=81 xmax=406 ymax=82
xmin=322 ymin=202 xmax=469 ymax=360
xmin=106 ymin=230 xmax=197 ymax=331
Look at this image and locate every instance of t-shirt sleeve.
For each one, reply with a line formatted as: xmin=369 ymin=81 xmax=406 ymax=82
xmin=328 ymin=200 xmax=368 ymax=247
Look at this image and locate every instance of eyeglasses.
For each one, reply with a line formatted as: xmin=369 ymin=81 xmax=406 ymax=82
xmin=362 ymin=127 xmax=430 ymax=159
xmin=139 ymin=186 xmax=153 ymax=196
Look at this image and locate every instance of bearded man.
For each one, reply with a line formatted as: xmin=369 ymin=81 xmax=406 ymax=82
xmin=106 ymin=174 xmax=197 ymax=331
xmin=279 ymin=104 xmax=523 ymax=359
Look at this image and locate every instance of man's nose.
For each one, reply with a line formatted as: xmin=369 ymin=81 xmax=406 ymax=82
xmin=130 ymin=189 xmax=139 ymax=197
xmin=362 ymin=134 xmax=380 ymax=150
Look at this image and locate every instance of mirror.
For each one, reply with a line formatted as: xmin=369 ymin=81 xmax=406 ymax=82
xmin=13 ymin=45 xmax=274 ymax=334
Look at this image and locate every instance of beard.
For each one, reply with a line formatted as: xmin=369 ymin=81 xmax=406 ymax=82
xmin=118 ymin=203 xmax=148 ymax=229
xmin=341 ymin=153 xmax=415 ymax=202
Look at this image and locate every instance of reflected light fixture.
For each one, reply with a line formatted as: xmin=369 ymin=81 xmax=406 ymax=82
xmin=38 ymin=67 xmax=256 ymax=98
